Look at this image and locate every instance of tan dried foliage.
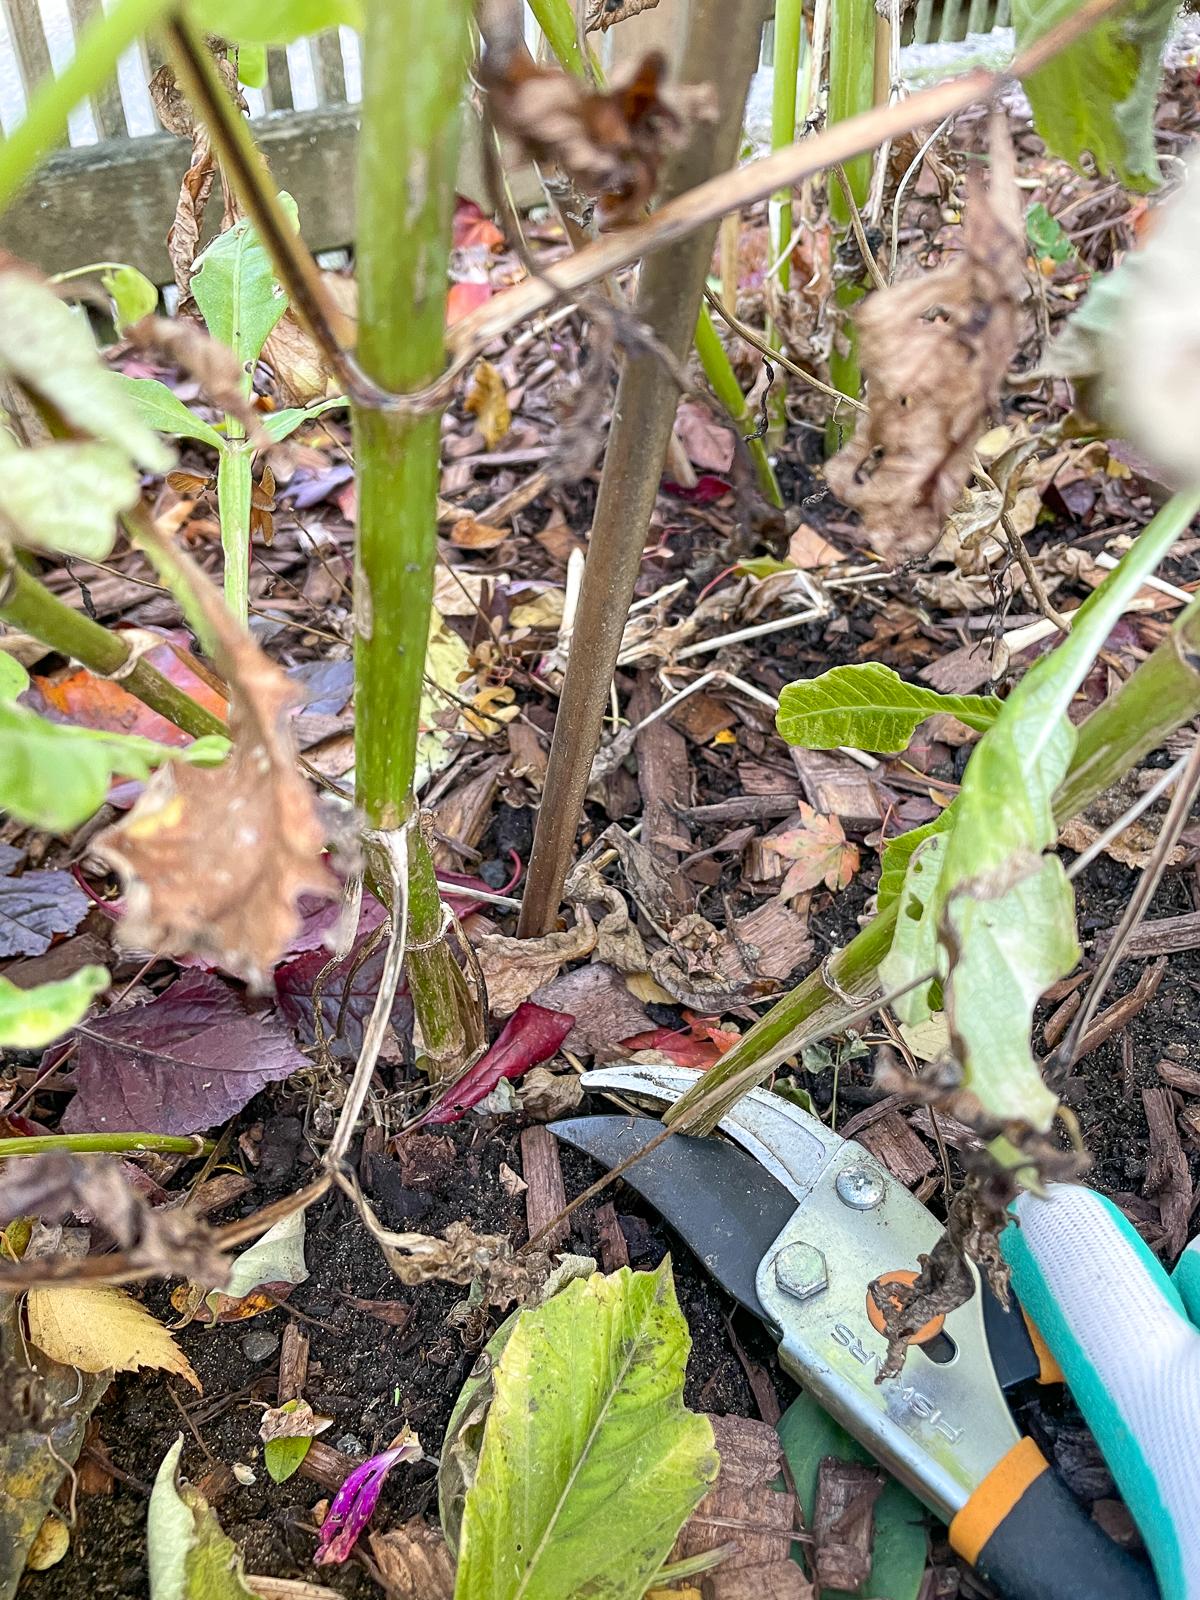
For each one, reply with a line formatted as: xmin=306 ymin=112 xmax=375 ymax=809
xmin=367 ymin=1522 xmax=456 ymax=1600
xmin=586 ymin=0 xmax=662 ymax=30
xmin=0 ymin=1152 xmax=226 ymax=1284
xmin=826 ymin=117 xmax=1025 ymax=560
xmin=149 ymin=58 xmax=244 ymax=301
xmin=95 ymin=553 xmax=335 ymax=986
xmin=483 ymin=48 xmax=716 ymax=225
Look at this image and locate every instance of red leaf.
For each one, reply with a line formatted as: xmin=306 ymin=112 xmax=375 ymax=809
xmin=446 ymin=281 xmax=493 ymax=325
xmin=620 ymin=1027 xmax=725 ymax=1069
xmin=29 ymin=637 xmax=226 ymax=747
xmin=412 ymin=1002 xmax=574 ymax=1128
xmin=62 ymin=970 xmax=308 ymax=1136
xmin=662 ymin=474 xmax=733 ymax=504
xmin=453 ymin=197 xmax=505 ymax=252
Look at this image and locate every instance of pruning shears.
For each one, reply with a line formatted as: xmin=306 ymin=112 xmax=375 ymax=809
xmin=553 ymin=1063 xmax=1161 ymax=1600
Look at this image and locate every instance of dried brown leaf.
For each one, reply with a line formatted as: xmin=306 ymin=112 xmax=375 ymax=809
xmin=0 ymin=1152 xmax=226 ymax=1283
xmin=149 ymin=59 xmax=245 ymax=301
xmin=474 ymin=913 xmax=596 ymax=1016
xmin=825 ymin=116 xmax=1025 ymax=560
xmin=464 ymin=359 xmax=512 ymax=451
xmin=263 ymin=310 xmax=332 ymax=407
xmin=483 ymin=48 xmax=716 ymax=225
xmin=367 ymin=1521 xmax=455 ymax=1600
xmin=95 ymin=554 xmax=336 ymax=986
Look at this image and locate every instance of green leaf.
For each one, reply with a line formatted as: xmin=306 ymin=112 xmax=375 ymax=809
xmin=148 ymin=1437 xmax=258 ymax=1600
xmin=453 ymin=1261 xmax=717 ymax=1600
xmin=113 ymin=376 xmax=226 ymax=451
xmin=777 ymin=664 xmax=1000 ymax=753
xmin=259 ymin=394 xmax=348 ymax=443
xmin=776 ymin=1393 xmax=926 ymax=1600
xmin=206 ymin=1209 xmax=307 ymax=1312
xmin=877 ymin=809 xmax=955 ymax=911
xmin=263 ymin=1435 xmax=311 ymax=1484
xmin=882 ymin=491 xmax=1200 ymax=1147
xmin=0 ymin=653 xmax=29 ymax=702
xmin=191 ymin=214 xmax=290 ymax=380
xmin=0 ymin=966 xmax=108 ymax=1049
xmin=0 ymin=702 xmax=228 ymax=833
xmin=0 ymin=269 xmax=171 ymax=472
xmin=236 ymin=43 xmax=268 ymax=88
xmin=1025 ymin=202 xmax=1074 ymax=265
xmin=100 ymin=264 xmax=159 ymax=333
xmin=0 ymin=438 xmax=141 ymax=560
xmin=1049 ymin=158 xmax=1200 ymax=490
xmin=735 ymin=555 xmax=795 ymax=579
xmin=1012 ymin=0 xmax=1176 ymax=191
xmin=186 ymin=0 xmax=362 ymax=44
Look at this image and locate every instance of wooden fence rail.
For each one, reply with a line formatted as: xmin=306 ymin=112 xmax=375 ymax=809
xmin=0 ymin=0 xmax=1004 ymax=283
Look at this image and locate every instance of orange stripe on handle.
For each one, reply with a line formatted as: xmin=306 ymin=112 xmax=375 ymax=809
xmin=950 ymin=1438 xmax=1050 ymax=1565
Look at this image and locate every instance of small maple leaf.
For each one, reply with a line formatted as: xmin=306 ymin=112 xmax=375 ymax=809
xmin=769 ymin=804 xmax=860 ymax=900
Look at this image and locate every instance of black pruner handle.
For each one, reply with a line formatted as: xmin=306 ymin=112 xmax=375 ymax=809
xmin=950 ymin=1439 xmax=1159 ymax=1600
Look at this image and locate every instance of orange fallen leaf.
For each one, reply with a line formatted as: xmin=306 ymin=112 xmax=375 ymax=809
xmin=769 ymin=804 xmax=860 ymax=899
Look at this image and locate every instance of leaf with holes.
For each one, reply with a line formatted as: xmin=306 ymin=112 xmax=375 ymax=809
xmin=63 ymin=970 xmax=307 ymax=1136
xmin=451 ymin=1261 xmax=717 ymax=1600
xmin=778 ymin=664 xmax=1000 ymax=754
xmin=881 ymin=494 xmax=1199 ymax=1159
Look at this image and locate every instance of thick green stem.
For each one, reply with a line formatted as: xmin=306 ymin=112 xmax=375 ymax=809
xmin=519 ymin=0 xmax=767 ymax=938
xmin=0 ymin=558 xmax=226 ymax=740
xmin=668 ymin=587 xmax=1200 ymax=1131
xmin=765 ymin=0 xmax=803 ymax=447
xmin=353 ymin=0 xmax=479 ymax=1080
xmin=825 ymin=0 xmax=876 ymax=446
xmin=216 ymin=438 xmax=252 ymax=626
xmin=0 ymin=1132 xmax=212 ymax=1159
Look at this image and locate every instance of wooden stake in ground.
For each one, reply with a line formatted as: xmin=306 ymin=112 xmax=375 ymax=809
xmin=517 ymin=0 xmax=769 ymax=937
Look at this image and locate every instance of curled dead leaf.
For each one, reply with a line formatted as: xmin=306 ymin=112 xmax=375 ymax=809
xmin=826 ymin=116 xmax=1025 ymax=560
xmin=367 ymin=1521 xmax=456 ymax=1600
xmin=95 ymin=550 xmax=336 ymax=986
xmin=474 ymin=913 xmax=596 ymax=1016
xmin=0 ymin=1153 xmax=226 ymax=1284
xmin=483 ymin=48 xmax=716 ymax=225
xmin=464 ymin=359 xmax=512 ymax=451
xmin=149 ymin=57 xmax=245 ymax=301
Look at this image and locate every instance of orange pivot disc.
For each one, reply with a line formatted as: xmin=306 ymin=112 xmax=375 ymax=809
xmin=866 ymin=1269 xmax=946 ymax=1345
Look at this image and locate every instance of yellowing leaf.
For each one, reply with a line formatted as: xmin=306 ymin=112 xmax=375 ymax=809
xmin=26 ymin=1286 xmax=201 ymax=1390
xmin=25 ymin=1514 xmax=69 ymax=1571
xmin=464 ymin=359 xmax=511 ymax=450
xmin=509 ymin=590 xmax=565 ymax=630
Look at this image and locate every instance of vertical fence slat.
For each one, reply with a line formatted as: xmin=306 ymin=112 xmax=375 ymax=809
xmin=1 ymin=0 xmax=52 ymax=98
xmin=965 ymin=0 xmax=991 ymax=33
xmin=313 ymin=29 xmax=345 ymax=104
xmin=911 ymin=0 xmax=934 ymax=43
xmin=938 ymin=0 xmax=964 ymax=41
xmin=266 ymin=45 xmax=293 ymax=109
xmin=66 ymin=0 xmax=127 ymax=136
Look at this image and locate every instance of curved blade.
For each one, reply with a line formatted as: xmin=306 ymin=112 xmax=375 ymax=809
xmin=552 ymin=1114 xmax=796 ymax=1319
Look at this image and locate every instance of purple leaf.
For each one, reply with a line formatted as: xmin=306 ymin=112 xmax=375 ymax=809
xmin=285 ymin=891 xmax=388 ymax=958
xmin=314 ymin=1433 xmax=422 ymax=1566
xmin=0 ymin=865 xmax=90 ymax=959
xmin=275 ymin=923 xmax=411 ymax=1063
xmin=413 ymin=1001 xmax=574 ymax=1128
xmin=62 ymin=970 xmax=308 ymax=1136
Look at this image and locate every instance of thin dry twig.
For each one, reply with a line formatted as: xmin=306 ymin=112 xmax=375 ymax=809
xmin=1056 ymin=736 xmax=1200 ymax=1074
xmin=832 ymin=162 xmax=889 ymax=293
xmin=703 ymin=287 xmax=868 ymax=415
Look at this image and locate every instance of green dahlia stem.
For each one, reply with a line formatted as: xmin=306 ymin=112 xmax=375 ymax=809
xmin=668 ymin=560 xmax=1200 ymax=1132
xmin=0 ymin=556 xmax=226 ymax=741
xmin=353 ymin=0 xmax=479 ymax=1080
xmin=765 ymin=0 xmax=803 ymax=446
xmin=216 ymin=438 xmax=252 ymax=626
xmin=825 ymin=0 xmax=877 ymax=446
xmin=0 ymin=1132 xmax=213 ymax=1159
